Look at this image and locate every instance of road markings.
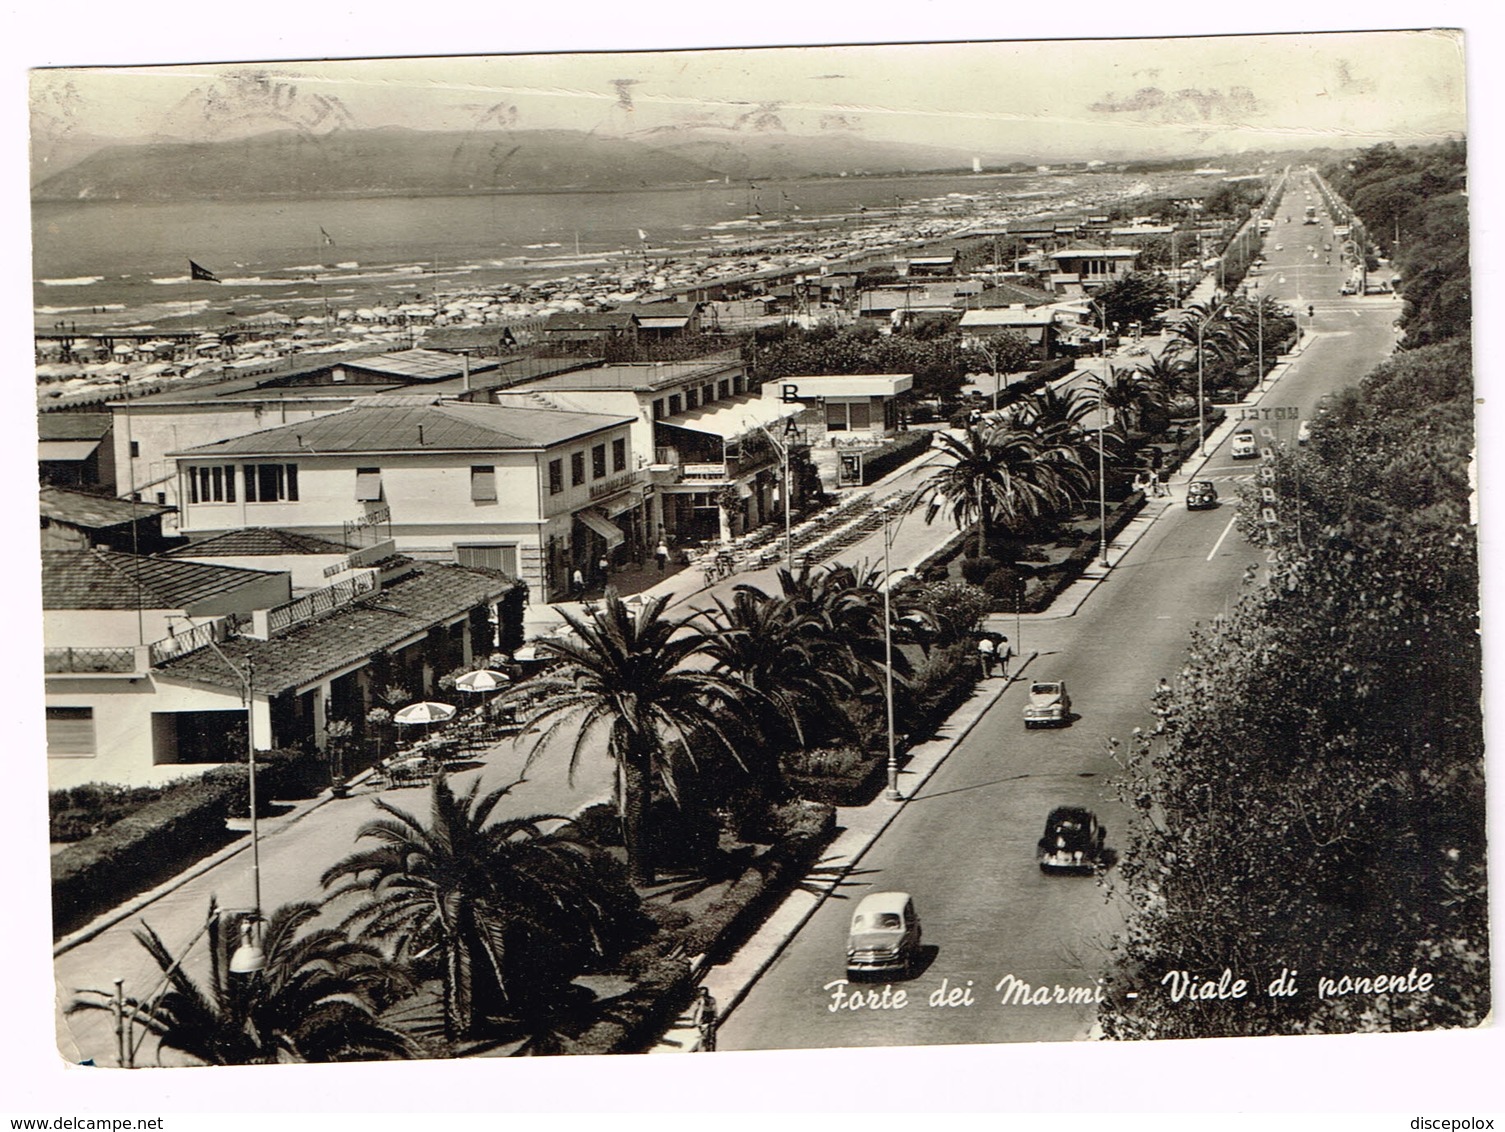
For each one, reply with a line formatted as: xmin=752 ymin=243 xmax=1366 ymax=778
xmin=1207 ymin=514 xmax=1240 ymax=561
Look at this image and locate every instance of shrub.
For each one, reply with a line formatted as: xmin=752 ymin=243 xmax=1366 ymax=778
xmin=960 ymin=555 xmax=1003 ymax=585
xmin=783 ymin=745 xmax=868 ymax=779
xmin=572 ymin=801 xmax=624 ymax=847
xmin=983 ymin=565 xmax=1025 ymax=602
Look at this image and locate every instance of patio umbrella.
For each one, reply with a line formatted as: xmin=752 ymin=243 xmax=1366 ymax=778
xmin=454 ymin=669 xmax=509 ymax=693
xmin=393 ymin=701 xmax=457 ymax=725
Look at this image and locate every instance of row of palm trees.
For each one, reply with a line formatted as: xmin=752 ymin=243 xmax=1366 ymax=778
xmin=919 ymin=294 xmax=1295 ymax=560
xmin=72 ymin=566 xmax=963 ymax=1064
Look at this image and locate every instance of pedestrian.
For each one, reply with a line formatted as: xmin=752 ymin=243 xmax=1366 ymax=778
xmin=597 ymin=552 xmax=610 ymax=588
xmin=997 ymin=635 xmax=1013 ymax=680
xmin=571 ymin=565 xmax=585 ymax=598
xmin=695 ymin=986 xmax=718 ymax=1053
xmin=1155 ymin=468 xmax=1170 ymax=498
xmin=976 ymin=633 xmax=996 ymax=678
xmin=655 ymin=539 xmax=670 ymax=574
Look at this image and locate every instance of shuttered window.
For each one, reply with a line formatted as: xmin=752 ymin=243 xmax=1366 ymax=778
xmin=571 ymin=452 xmax=585 ymax=487
xmin=612 ymin=438 xmax=627 ymax=473
xmin=46 ymin=707 xmax=95 ymax=757
xmin=456 ymin=544 xmax=518 ymax=574
xmin=355 ymin=467 xmax=383 ymax=502
xmin=470 ymin=465 xmax=497 ymax=502
xmin=591 ymin=444 xmax=607 ymax=479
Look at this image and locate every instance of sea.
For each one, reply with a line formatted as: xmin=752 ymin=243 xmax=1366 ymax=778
xmin=30 ymin=170 xmax=1097 ymax=333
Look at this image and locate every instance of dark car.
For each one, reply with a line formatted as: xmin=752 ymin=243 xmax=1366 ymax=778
xmin=1037 ymin=807 xmax=1107 ymax=874
xmin=1186 ymin=479 xmax=1218 ymax=510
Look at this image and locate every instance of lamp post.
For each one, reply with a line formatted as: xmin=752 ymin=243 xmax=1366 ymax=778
xmin=879 ymin=496 xmax=914 ymax=802
xmin=1195 ymin=300 xmax=1229 ymax=458
xmin=1089 ymin=299 xmax=1111 ymax=569
xmin=756 ymin=421 xmax=794 ymax=570
xmin=184 ymin=622 xmax=264 ymax=974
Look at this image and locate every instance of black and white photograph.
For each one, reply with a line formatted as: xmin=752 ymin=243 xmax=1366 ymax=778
xmin=9 ymin=7 xmax=1501 ymax=1120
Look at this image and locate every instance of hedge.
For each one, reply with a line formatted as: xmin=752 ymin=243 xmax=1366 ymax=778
xmin=50 ymin=748 xmax=316 ymax=938
xmin=859 ymin=429 xmax=933 ymax=485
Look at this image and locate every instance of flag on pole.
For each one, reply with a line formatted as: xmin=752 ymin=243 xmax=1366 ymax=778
xmin=320 ymin=226 xmax=335 ymax=247
xmin=189 ymin=260 xmax=221 ymax=283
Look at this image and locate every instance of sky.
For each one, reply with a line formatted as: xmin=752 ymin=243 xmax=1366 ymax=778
xmin=28 ymin=30 xmax=1467 ymax=166
xmin=4 ymin=2 xmax=1503 ymax=1124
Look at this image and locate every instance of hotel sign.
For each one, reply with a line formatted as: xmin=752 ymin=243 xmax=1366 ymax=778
xmin=589 ymin=473 xmax=637 ymax=501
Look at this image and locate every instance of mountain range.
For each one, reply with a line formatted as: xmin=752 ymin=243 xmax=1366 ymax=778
xmin=31 ymin=126 xmax=1030 ymax=202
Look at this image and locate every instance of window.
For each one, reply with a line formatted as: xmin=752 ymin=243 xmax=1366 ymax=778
xmin=717 ymin=380 xmax=730 ymax=400
xmin=353 ymin=467 xmax=382 ymax=502
xmin=825 ymin=401 xmax=848 ymax=432
xmin=849 ymin=399 xmax=872 ymax=430
xmin=612 ymin=438 xmax=627 ymax=473
xmin=685 ymin=386 xmax=698 ymax=411
xmin=591 ymin=444 xmax=607 ymax=479
xmin=668 ymin=394 xmax=682 ymax=416
xmin=548 ymin=458 xmax=563 ymax=495
xmin=245 ymin=463 xmax=299 ymax=502
xmin=733 ymin=375 xmax=745 ymax=395
xmin=702 ymin=383 xmax=716 ymax=405
xmin=129 ymin=440 xmax=140 ymax=458
xmin=456 ymin=544 xmax=519 ymax=575
xmin=189 ymin=464 xmax=236 ymax=503
xmin=652 ymin=398 xmax=666 ymax=421
xmin=46 ymin=707 xmax=95 ymax=757
xmin=470 ymin=465 xmax=497 ymax=502
xmin=570 ymin=451 xmax=585 ymax=487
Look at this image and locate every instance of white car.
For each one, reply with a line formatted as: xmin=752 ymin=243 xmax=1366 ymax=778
xmin=1298 ymin=420 xmax=1311 ymax=445
xmin=1230 ymin=430 xmax=1258 ymax=459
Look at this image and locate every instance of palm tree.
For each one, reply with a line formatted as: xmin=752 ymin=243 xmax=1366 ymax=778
xmin=69 ymin=900 xmax=416 ymax=1065
xmin=913 ymin=421 xmax=1088 ymax=557
xmin=322 ymin=776 xmax=641 ymax=1040
xmin=1134 ymin=351 xmax=1193 ymax=402
xmin=1090 ymin=365 xmax=1170 ymax=436
xmin=507 ymin=592 xmax=756 ymax=886
xmin=700 ymin=586 xmax=851 ymax=766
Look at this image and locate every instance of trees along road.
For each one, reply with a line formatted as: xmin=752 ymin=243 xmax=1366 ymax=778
xmin=717 ymin=229 xmax=1404 ymax=1052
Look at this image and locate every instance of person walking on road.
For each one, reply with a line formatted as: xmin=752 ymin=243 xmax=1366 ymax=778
xmin=998 ymin=635 xmax=1013 ymax=680
xmin=655 ymin=540 xmax=670 ymax=574
xmin=571 ymin=565 xmax=585 ymax=598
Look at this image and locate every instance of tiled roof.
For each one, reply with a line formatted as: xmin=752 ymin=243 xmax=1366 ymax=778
xmin=39 ymin=486 xmax=171 ymax=531
xmin=41 ymin=548 xmax=280 ymax=610
xmin=37 ymin=413 xmax=112 ymax=441
xmin=543 ymin=312 xmax=638 ymax=332
xmin=342 ymin=349 xmax=498 ymax=382
xmin=973 ymin=281 xmax=1057 ymax=308
xmin=172 ymin=401 xmax=634 ymax=458
xmin=155 ymin=560 xmax=517 ymax=694
xmin=165 ymin=528 xmax=353 ymax=557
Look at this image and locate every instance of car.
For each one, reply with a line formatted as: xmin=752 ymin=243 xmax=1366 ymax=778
xmin=1186 ymin=479 xmax=1219 ymax=509
xmin=1340 ymin=282 xmax=1357 ymax=296
xmin=1024 ymin=680 xmax=1071 ymax=728
xmin=1230 ymin=429 xmax=1258 ymax=459
xmin=1298 ymin=420 xmax=1311 ymax=445
xmin=1037 ymin=807 xmax=1107 ymax=873
xmin=846 ymin=892 xmax=922 ymax=979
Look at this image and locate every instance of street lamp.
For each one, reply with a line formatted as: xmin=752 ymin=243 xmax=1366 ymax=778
xmin=1195 ymin=300 xmax=1229 ymax=457
xmin=1089 ymin=299 xmax=1111 ymax=569
xmin=879 ymin=495 xmax=915 ymax=802
xmin=755 ymin=421 xmax=795 ymax=570
xmin=178 ymin=619 xmax=264 ymax=971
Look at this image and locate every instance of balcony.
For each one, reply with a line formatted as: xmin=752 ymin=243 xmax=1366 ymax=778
xmin=45 ymin=646 xmax=143 ymax=675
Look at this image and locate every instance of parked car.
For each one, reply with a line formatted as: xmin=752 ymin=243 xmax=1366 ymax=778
xmin=846 ymin=892 xmax=922 ymax=979
xmin=1230 ymin=429 xmax=1258 ymax=459
xmin=1024 ymin=680 xmax=1072 ymax=728
xmin=1298 ymin=420 xmax=1311 ymax=445
xmin=1340 ymin=281 xmax=1357 ymax=296
xmin=1037 ymin=807 xmax=1107 ymax=873
xmin=1186 ymin=479 xmax=1219 ymax=509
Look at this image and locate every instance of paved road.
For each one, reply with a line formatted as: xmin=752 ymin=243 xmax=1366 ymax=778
xmin=717 ymin=177 xmax=1403 ymax=1052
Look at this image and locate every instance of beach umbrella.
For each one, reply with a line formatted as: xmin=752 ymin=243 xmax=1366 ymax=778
xmin=394 ymin=701 xmax=456 ymax=725
xmin=454 ymin=669 xmax=509 ymax=694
